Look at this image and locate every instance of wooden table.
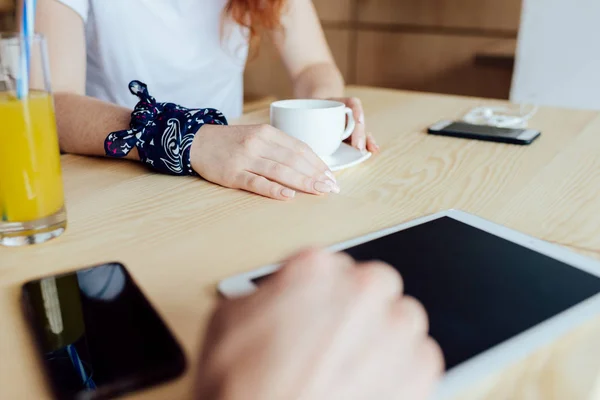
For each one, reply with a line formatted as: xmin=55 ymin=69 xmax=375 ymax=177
xmin=1 ymin=87 xmax=600 ymax=399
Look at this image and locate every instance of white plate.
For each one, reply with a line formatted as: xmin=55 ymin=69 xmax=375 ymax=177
xmin=323 ymin=142 xmax=372 ymax=172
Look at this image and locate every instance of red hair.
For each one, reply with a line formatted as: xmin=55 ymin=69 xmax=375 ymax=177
xmin=225 ymin=0 xmax=286 ymax=50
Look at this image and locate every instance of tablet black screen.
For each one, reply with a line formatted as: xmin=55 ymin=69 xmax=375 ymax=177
xmin=343 ymin=217 xmax=600 ymax=369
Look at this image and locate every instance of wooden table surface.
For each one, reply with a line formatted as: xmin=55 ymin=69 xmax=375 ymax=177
xmin=1 ymin=87 xmax=600 ymax=399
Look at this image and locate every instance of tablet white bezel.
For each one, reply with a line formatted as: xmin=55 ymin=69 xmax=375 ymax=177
xmin=217 ymin=209 xmax=600 ymax=399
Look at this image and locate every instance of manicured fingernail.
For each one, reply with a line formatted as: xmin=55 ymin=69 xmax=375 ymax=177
xmin=358 ymin=137 xmax=366 ymax=151
xmin=331 ymin=184 xmax=341 ymax=194
xmin=282 ymin=188 xmax=296 ymax=198
xmin=314 ymin=180 xmax=334 ymax=193
xmin=325 ymin=170 xmax=337 ymax=182
xmin=368 ymin=133 xmax=380 ymax=152
xmin=359 ymin=112 xmax=365 ymax=125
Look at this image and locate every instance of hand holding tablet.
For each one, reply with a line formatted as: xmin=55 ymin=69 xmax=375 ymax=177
xmin=220 ymin=210 xmax=600 ymax=399
xmin=199 ymin=249 xmax=443 ymax=400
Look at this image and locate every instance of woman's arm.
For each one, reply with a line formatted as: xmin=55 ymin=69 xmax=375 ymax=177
xmin=270 ymin=0 xmax=344 ymax=99
xmin=37 ymin=0 xmax=136 ymax=159
xmin=54 ymin=93 xmax=136 ymax=158
xmin=271 ymin=0 xmax=378 ymax=153
xmin=35 ymin=0 xmax=338 ymax=200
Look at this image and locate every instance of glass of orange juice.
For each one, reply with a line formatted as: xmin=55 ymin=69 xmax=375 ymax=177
xmin=0 ymin=33 xmax=66 ymax=246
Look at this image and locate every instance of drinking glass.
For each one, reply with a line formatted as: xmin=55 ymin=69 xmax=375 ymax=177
xmin=0 ymin=33 xmax=66 ymax=246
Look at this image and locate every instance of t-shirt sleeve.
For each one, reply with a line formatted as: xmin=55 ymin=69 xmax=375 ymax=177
xmin=56 ymin=0 xmax=89 ymax=22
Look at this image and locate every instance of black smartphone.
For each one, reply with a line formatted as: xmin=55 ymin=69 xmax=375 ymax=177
xmin=427 ymin=120 xmax=541 ymax=145
xmin=21 ymin=263 xmax=186 ymax=400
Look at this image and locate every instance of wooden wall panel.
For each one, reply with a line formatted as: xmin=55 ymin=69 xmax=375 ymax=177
xmin=0 ymin=0 xmax=13 ymax=12
xmin=244 ymin=29 xmax=352 ymax=99
xmin=313 ymin=0 xmax=354 ymax=23
xmin=355 ymin=32 xmax=514 ymax=99
xmin=0 ymin=2 xmax=13 ymax=31
xmin=357 ymin=0 xmax=522 ymax=32
xmin=244 ymin=37 xmax=292 ymax=100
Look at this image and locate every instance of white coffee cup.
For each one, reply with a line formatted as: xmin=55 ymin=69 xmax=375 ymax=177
xmin=270 ymin=99 xmax=356 ymax=158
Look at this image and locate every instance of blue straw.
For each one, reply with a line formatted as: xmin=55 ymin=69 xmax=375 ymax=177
xmin=17 ymin=0 xmax=37 ymax=99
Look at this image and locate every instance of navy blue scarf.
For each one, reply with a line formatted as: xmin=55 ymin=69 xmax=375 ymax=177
xmin=105 ymin=80 xmax=228 ymax=176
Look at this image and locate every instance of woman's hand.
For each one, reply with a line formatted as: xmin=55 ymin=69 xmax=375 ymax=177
xmin=329 ymin=97 xmax=380 ymax=154
xmin=190 ymin=124 xmax=340 ymax=200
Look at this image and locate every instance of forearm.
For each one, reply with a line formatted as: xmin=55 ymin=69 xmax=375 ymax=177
xmin=292 ymin=62 xmax=345 ymax=99
xmin=54 ymin=92 xmax=138 ymax=160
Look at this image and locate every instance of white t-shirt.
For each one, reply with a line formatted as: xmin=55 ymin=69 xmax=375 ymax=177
xmin=57 ymin=0 xmax=249 ymax=119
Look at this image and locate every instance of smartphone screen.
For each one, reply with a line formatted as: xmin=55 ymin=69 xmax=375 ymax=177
xmin=428 ymin=121 xmax=540 ymax=144
xmin=442 ymin=122 xmax=525 ymax=137
xmin=22 ymin=263 xmax=186 ymax=400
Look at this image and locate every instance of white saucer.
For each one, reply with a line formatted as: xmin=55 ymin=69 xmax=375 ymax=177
xmin=323 ymin=142 xmax=372 ymax=172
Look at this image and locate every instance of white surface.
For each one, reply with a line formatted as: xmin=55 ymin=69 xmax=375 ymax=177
xmin=511 ymin=0 xmax=600 ymax=110
xmin=56 ymin=0 xmax=248 ymax=119
xmin=324 ymin=142 xmax=372 ymax=172
xmin=218 ymin=209 xmax=600 ymax=400
xmin=270 ymin=99 xmax=356 ymax=158
xmin=462 ymin=105 xmax=538 ymax=129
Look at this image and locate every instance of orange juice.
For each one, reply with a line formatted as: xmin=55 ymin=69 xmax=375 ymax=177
xmin=0 ymin=91 xmax=64 ymax=222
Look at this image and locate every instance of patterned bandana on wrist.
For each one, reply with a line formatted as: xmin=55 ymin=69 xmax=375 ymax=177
xmin=104 ymin=80 xmax=228 ymax=176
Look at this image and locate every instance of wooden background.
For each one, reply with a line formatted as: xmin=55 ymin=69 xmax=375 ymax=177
xmin=245 ymin=0 xmax=522 ymax=101
xmin=0 ymin=0 xmax=14 ymax=30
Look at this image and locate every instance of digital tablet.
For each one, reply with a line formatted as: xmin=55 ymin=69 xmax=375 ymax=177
xmin=218 ymin=210 xmax=600 ymax=399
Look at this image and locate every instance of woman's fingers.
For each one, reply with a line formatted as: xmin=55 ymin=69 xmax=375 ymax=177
xmin=366 ymin=133 xmax=380 ymax=154
xmin=262 ymin=144 xmax=320 ymax=178
xmin=190 ymin=124 xmax=342 ymax=198
xmin=235 ymin=126 xmax=339 ymax=198
xmin=262 ymin=125 xmax=332 ymax=176
xmin=351 ymin=123 xmax=368 ymax=152
xmin=344 ymin=97 xmax=367 ymax=152
xmin=333 ymin=97 xmax=379 ymax=154
xmin=249 ymin=159 xmax=338 ymax=195
xmin=261 ymin=144 xmax=339 ymax=192
xmin=234 ymin=171 xmax=296 ymax=201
